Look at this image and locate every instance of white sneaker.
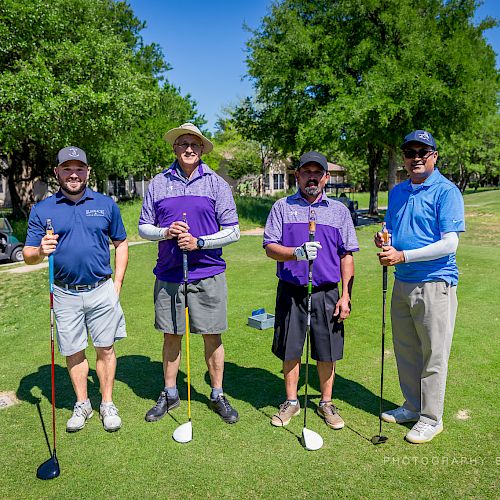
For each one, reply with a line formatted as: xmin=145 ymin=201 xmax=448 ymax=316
xmin=67 ymin=401 xmax=93 ymax=432
xmin=100 ymin=402 xmax=122 ymax=432
xmin=405 ymin=420 xmax=443 ymax=444
xmin=381 ymin=406 xmax=419 ymax=423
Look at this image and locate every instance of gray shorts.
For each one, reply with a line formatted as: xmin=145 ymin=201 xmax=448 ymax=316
xmin=154 ymin=273 xmax=228 ymax=334
xmin=53 ymin=279 xmax=127 ymax=356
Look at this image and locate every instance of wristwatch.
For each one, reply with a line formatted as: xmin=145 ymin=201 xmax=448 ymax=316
xmin=197 ymin=237 xmax=205 ymax=250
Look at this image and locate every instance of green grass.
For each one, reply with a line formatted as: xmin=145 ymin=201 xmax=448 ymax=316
xmin=0 ymin=191 xmax=499 ymax=498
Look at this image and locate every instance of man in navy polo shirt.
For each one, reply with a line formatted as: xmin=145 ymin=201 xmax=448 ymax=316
xmin=23 ymin=146 xmax=128 ymax=433
xmin=263 ymin=151 xmax=358 ymax=430
xmin=139 ymin=123 xmax=240 ymax=424
xmin=375 ymin=130 xmax=465 ymax=443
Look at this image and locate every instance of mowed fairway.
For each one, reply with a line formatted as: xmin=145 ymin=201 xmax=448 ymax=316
xmin=0 ymin=190 xmax=498 ymax=498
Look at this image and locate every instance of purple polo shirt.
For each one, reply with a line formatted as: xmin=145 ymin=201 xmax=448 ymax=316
xmin=263 ymin=191 xmax=359 ymax=287
xmin=139 ymin=161 xmax=238 ymax=283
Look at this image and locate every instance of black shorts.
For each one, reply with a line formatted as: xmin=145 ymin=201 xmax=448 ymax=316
xmin=272 ymin=280 xmax=344 ymax=362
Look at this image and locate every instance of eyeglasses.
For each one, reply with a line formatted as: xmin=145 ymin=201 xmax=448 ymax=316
xmin=403 ymin=149 xmax=435 ymax=159
xmin=174 ymin=142 xmax=203 ymax=151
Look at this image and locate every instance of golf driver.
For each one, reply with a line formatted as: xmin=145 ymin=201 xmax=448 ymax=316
xmin=172 ymin=213 xmax=193 ymax=444
xmin=371 ymin=222 xmax=390 ymax=445
xmin=36 ymin=219 xmax=61 ymax=479
xmin=301 ymin=209 xmax=323 ymax=452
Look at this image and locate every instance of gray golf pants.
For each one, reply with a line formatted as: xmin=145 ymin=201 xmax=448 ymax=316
xmin=391 ymin=279 xmax=458 ymax=425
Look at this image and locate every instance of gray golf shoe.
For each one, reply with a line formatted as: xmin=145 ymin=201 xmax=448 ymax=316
xmin=271 ymin=400 xmax=300 ymax=427
xmin=381 ymin=406 xmax=419 ymax=424
xmin=100 ymin=402 xmax=122 ymax=432
xmin=66 ymin=400 xmax=93 ymax=432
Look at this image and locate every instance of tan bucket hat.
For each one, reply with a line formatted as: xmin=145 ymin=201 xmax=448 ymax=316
xmin=164 ymin=123 xmax=213 ymax=153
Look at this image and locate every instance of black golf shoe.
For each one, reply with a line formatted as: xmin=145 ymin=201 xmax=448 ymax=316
xmin=145 ymin=391 xmax=180 ymax=422
xmin=210 ymin=394 xmax=239 ymax=424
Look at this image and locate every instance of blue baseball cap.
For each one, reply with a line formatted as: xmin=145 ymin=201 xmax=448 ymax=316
xmin=401 ymin=130 xmax=437 ymax=150
xmin=298 ymin=151 xmax=329 ymax=171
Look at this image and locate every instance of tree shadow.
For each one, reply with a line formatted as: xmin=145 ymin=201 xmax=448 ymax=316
xmin=114 ymin=354 xmax=210 ymax=407
xmin=16 ymin=364 xmax=101 ymax=410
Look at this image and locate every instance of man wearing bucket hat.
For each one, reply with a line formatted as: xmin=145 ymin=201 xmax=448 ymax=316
xmin=139 ymin=123 xmax=240 ymax=424
xmin=23 ymin=146 xmax=128 ymax=433
xmin=263 ymin=151 xmax=358 ymax=430
xmin=375 ymin=130 xmax=465 ymax=443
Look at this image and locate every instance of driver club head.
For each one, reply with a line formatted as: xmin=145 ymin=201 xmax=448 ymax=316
xmin=301 ymin=427 xmax=323 ymax=451
xmin=371 ymin=435 xmax=388 ymax=445
xmin=36 ymin=452 xmax=60 ymax=480
xmin=172 ymin=421 xmax=193 ymax=444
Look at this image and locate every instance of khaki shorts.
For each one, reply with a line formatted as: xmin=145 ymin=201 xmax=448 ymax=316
xmin=53 ymin=279 xmax=127 ymax=356
xmin=154 ymin=273 xmax=228 ymax=334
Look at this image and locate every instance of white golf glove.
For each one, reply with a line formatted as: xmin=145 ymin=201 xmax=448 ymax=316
xmin=294 ymin=241 xmax=322 ymax=261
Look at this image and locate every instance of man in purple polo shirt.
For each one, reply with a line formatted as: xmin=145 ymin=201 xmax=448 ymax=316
xmin=264 ymin=151 xmax=358 ymax=430
xmin=138 ymin=123 xmax=240 ymax=424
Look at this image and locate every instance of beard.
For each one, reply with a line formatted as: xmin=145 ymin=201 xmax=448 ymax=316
xmin=303 ymin=180 xmax=321 ymax=197
xmin=57 ymin=174 xmax=87 ymax=196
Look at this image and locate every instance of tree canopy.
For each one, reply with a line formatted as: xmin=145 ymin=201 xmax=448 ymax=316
xmin=236 ymin=0 xmax=498 ymax=212
xmin=0 ymin=0 xmax=198 ymax=214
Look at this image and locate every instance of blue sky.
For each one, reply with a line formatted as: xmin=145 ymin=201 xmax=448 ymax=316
xmin=127 ymin=0 xmax=499 ymax=132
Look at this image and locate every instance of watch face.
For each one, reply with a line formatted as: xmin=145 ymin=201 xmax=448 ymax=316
xmin=197 ymin=238 xmax=204 ymax=249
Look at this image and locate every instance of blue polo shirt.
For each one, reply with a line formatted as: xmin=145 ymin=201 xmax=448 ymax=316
xmin=26 ymin=188 xmax=127 ymax=285
xmin=385 ymin=169 xmax=465 ymax=285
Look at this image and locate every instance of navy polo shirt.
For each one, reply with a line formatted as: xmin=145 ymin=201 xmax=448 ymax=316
xmin=26 ymin=188 xmax=127 ymax=285
xmin=385 ymin=169 xmax=465 ymax=285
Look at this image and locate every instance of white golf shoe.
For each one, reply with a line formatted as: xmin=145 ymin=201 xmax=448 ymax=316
xmin=66 ymin=400 xmax=93 ymax=432
xmin=100 ymin=402 xmax=122 ymax=432
xmin=381 ymin=406 xmax=419 ymax=424
xmin=405 ymin=420 xmax=443 ymax=444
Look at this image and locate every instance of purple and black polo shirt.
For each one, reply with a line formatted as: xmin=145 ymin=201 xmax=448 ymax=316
xmin=263 ymin=191 xmax=359 ymax=287
xmin=139 ymin=161 xmax=238 ymax=283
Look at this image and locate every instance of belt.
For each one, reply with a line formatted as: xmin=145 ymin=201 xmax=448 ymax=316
xmin=54 ymin=275 xmax=111 ymax=291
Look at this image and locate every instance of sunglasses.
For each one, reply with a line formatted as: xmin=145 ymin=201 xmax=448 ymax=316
xmin=402 ymin=148 xmax=435 ymax=159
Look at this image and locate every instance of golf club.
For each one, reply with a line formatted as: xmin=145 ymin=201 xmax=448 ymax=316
xmin=36 ymin=219 xmax=61 ymax=479
xmin=301 ymin=209 xmax=323 ymax=451
xmin=371 ymin=223 xmax=390 ymax=445
xmin=172 ymin=213 xmax=193 ymax=444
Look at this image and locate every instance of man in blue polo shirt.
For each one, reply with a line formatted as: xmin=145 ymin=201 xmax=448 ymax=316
xmin=264 ymin=151 xmax=358 ymax=430
xmin=138 ymin=123 xmax=240 ymax=424
xmin=23 ymin=146 xmax=128 ymax=433
xmin=375 ymin=130 xmax=465 ymax=443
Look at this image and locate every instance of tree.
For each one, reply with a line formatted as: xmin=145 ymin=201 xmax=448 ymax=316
xmin=238 ymin=0 xmax=498 ymax=212
xmin=440 ymin=112 xmax=500 ymax=191
xmin=97 ymin=83 xmax=204 ymax=185
xmin=0 ymin=0 xmax=171 ymax=215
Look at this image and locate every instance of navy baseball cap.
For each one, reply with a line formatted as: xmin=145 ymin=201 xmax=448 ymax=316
xmin=401 ymin=130 xmax=437 ymax=150
xmin=298 ymin=151 xmax=328 ymax=171
xmin=57 ymin=146 xmax=88 ymax=166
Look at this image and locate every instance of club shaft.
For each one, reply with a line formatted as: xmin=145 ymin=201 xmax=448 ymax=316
xmin=379 ymin=266 xmax=388 ymax=435
xmin=303 ymin=213 xmax=316 ymax=429
xmin=48 ymin=254 xmax=57 ymax=453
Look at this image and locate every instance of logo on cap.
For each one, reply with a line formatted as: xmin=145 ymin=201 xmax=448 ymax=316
xmin=68 ymin=147 xmax=80 ymax=158
xmin=418 ymin=132 xmax=430 ymax=141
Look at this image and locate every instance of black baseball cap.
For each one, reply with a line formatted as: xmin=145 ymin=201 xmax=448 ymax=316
xmin=298 ymin=151 xmax=328 ymax=171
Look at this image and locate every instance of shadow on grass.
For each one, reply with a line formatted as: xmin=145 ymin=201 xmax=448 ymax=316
xmin=17 ymin=364 xmax=102 ymax=410
xmin=115 ymin=355 xmax=211 ymax=407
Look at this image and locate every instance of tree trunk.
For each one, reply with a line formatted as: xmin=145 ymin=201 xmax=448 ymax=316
xmin=5 ymin=142 xmax=43 ymax=217
xmin=388 ymin=146 xmax=398 ymax=192
xmin=368 ymin=144 xmax=383 ymax=215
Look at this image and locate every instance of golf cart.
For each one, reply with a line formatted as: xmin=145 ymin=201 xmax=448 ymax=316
xmin=326 ymin=183 xmax=359 ymax=226
xmin=0 ymin=217 xmax=24 ymax=262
